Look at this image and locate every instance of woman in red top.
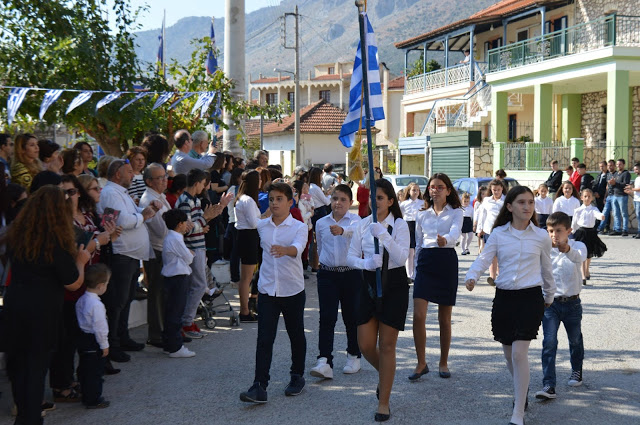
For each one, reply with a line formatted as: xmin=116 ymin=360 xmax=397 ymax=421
xmin=357 ymin=168 xmax=383 ymax=218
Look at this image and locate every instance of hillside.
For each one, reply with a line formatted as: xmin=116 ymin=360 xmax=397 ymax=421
xmin=133 ymin=0 xmax=496 ymax=80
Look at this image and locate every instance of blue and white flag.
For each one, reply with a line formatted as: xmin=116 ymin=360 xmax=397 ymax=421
xmin=211 ymin=94 xmax=222 ymax=132
xmin=119 ymin=92 xmax=149 ymax=111
xmin=191 ymin=91 xmax=215 ymax=115
xmin=39 ymin=89 xmax=64 ymax=120
xmin=157 ymin=16 xmax=165 ymax=76
xmin=66 ymin=91 xmax=94 ymax=115
xmin=7 ymin=88 xmax=29 ymax=125
xmin=197 ymin=91 xmax=216 ymax=117
xmin=338 ymin=12 xmax=385 ymax=148
xmin=168 ymin=92 xmax=196 ymax=110
xmin=95 ymin=92 xmax=122 ymax=112
xmin=152 ymin=92 xmax=174 ymax=110
xmin=206 ymin=17 xmax=218 ymax=75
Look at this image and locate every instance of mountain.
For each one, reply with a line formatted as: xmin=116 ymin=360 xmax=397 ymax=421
xmin=133 ymin=0 xmax=496 ymax=81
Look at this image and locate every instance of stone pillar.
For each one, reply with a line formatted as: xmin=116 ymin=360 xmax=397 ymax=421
xmin=606 ymin=70 xmax=630 ymax=161
xmin=561 ymin=94 xmax=582 ymax=143
xmin=493 ymin=142 xmax=506 ymax=174
xmin=491 ymin=91 xmax=508 ymax=143
xmin=223 ymin=0 xmax=245 ymax=156
xmin=534 ymin=84 xmax=553 ymax=143
xmin=570 ymin=138 xmax=584 ymax=163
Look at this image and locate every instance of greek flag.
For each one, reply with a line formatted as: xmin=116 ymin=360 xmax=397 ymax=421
xmin=7 ymin=88 xmax=29 ymax=125
xmin=119 ymin=92 xmax=149 ymax=112
xmin=168 ymin=92 xmax=196 ymax=110
xmin=206 ymin=18 xmax=218 ymax=75
xmin=95 ymin=92 xmax=122 ymax=112
xmin=338 ymin=12 xmax=384 ymax=148
xmin=196 ymin=91 xmax=216 ymax=117
xmin=211 ymin=94 xmax=222 ymax=132
xmin=66 ymin=91 xmax=93 ymax=115
xmin=191 ymin=91 xmax=215 ymax=115
xmin=152 ymin=92 xmax=174 ymax=110
xmin=39 ymin=89 xmax=64 ymax=120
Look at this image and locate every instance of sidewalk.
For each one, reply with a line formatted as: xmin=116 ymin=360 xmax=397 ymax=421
xmin=1 ymin=234 xmax=639 ymax=424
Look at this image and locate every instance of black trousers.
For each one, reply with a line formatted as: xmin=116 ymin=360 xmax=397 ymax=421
xmin=49 ymin=299 xmax=80 ymax=390
xmin=254 ymin=291 xmax=306 ymax=388
xmin=77 ymin=331 xmax=106 ymax=406
xmin=163 ymin=274 xmax=188 ymax=353
xmin=102 ymin=254 xmax=140 ymax=349
xmin=143 ymin=250 xmax=165 ymax=344
xmin=316 ymin=269 xmax=362 ymax=366
xmin=7 ymin=349 xmax=49 ymax=425
xmin=225 ymin=223 xmax=240 ymax=282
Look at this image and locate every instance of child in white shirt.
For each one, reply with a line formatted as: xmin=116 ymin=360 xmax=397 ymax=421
xmin=399 ymin=182 xmax=424 ymax=278
xmin=571 ymin=189 xmax=606 ymax=283
xmin=552 ymin=181 xmax=581 ymax=219
xmin=535 ymin=184 xmax=553 ymax=228
xmin=624 ymin=162 xmax=640 ymax=238
xmin=460 ymin=192 xmax=474 ymax=255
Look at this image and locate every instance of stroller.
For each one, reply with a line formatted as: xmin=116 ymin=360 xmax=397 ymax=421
xmin=198 ymin=264 xmax=239 ymax=328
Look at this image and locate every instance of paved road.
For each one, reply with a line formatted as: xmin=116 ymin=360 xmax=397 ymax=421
xmin=1 ymin=234 xmax=639 ymax=425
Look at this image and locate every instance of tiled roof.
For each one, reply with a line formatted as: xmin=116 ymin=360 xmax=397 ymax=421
xmin=387 ymin=76 xmax=405 ymax=89
xmin=311 ymin=73 xmax=353 ymax=81
xmin=246 ymin=99 xmax=380 ymax=135
xmin=250 ymin=76 xmax=292 ymax=84
xmin=395 ymin=0 xmax=558 ymax=49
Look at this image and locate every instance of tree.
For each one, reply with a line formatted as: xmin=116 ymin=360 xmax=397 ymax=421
xmin=406 ymin=52 xmax=441 ymax=78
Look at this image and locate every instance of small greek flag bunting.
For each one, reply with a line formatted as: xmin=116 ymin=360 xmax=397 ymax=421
xmin=39 ymin=89 xmax=64 ymax=120
xmin=191 ymin=91 xmax=215 ymax=115
xmin=200 ymin=91 xmax=217 ymax=117
xmin=212 ymin=94 xmax=222 ymax=132
xmin=168 ymin=92 xmax=196 ymax=110
xmin=338 ymin=12 xmax=384 ymax=148
xmin=119 ymin=92 xmax=149 ymax=112
xmin=152 ymin=92 xmax=174 ymax=110
xmin=7 ymin=88 xmax=29 ymax=125
xmin=95 ymin=92 xmax=122 ymax=112
xmin=66 ymin=91 xmax=94 ymax=115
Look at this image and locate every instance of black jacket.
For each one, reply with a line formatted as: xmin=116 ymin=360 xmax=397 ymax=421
xmin=580 ymin=174 xmax=594 ymax=192
xmin=545 ymin=170 xmax=563 ymax=193
xmin=592 ymin=172 xmax=608 ymax=198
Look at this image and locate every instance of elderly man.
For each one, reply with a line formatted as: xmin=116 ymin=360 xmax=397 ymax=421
xmin=139 ymin=163 xmax=172 ymax=348
xmin=247 ymin=149 xmax=268 ymax=169
xmin=98 ymin=159 xmax=161 ymax=362
xmin=170 ymin=129 xmax=216 ymax=175
xmin=189 ymin=130 xmax=210 ymax=159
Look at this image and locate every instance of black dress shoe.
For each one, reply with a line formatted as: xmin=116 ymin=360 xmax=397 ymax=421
xmin=438 ymin=369 xmax=451 ymax=379
xmin=104 ymin=359 xmax=121 ymax=375
xmin=121 ymin=339 xmax=145 ymax=351
xmin=146 ymin=340 xmax=164 ymax=349
xmin=375 ymin=408 xmax=390 ymax=422
xmin=109 ymin=350 xmax=131 ymax=363
xmin=408 ymin=364 xmax=429 ymax=381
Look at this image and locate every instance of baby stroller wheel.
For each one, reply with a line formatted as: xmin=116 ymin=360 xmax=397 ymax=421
xmin=230 ymin=314 xmax=239 ymax=327
xmin=205 ymin=317 xmax=217 ymax=329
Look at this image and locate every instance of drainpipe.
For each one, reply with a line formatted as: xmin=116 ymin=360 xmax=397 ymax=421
xmin=444 ymin=36 xmax=449 ymax=86
xmin=469 ymin=28 xmax=475 ymax=82
xmin=541 ymin=7 xmax=546 ymax=36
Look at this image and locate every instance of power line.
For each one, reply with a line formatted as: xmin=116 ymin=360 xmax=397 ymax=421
xmin=299 ymin=15 xmax=348 ymax=58
xmin=246 ymin=16 xmax=281 ymax=43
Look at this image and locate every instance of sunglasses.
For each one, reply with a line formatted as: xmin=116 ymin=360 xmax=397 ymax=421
xmin=65 ymin=188 xmax=78 ymax=196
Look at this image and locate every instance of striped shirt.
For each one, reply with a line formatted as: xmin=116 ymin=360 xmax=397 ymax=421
xmin=177 ymin=191 xmax=207 ymax=250
xmin=128 ymin=174 xmax=146 ymax=201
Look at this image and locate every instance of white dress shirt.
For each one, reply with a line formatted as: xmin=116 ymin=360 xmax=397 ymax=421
xmin=316 ymin=211 xmax=361 ymax=267
xmin=161 ymin=230 xmax=194 ymax=277
xmin=347 ymin=214 xmax=410 ymax=270
xmin=462 ymin=204 xmax=474 ymax=218
xmin=473 ymin=201 xmax=483 ymax=223
xmin=234 ymin=194 xmax=261 ymax=230
xmin=465 ymin=222 xmax=557 ymax=305
xmin=76 ymin=292 xmax=109 ymax=349
xmin=140 ymin=187 xmax=171 ymax=252
xmin=551 ymin=240 xmax=587 ymax=297
xmin=257 ymin=214 xmax=309 ymax=297
xmin=400 ymin=198 xmax=425 ymax=221
xmin=226 ymin=186 xmax=238 ymax=223
xmin=553 ymin=195 xmax=581 ymax=216
xmin=415 ymin=204 xmax=464 ymax=251
xmin=310 ymin=183 xmax=330 ymax=208
xmin=479 ymin=195 xmax=505 ymax=234
xmin=535 ymin=196 xmax=553 ymax=215
xmin=634 ymin=176 xmax=640 ymax=202
xmin=97 ymin=181 xmax=152 ymax=261
xmin=170 ymin=150 xmax=215 ymax=175
xmin=571 ymin=204 xmax=605 ymax=230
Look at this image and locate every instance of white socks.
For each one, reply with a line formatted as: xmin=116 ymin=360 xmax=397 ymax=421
xmin=406 ymin=248 xmax=415 ymax=279
xmin=502 ymin=341 xmax=531 ymax=425
xmin=461 ymin=232 xmax=473 ymax=252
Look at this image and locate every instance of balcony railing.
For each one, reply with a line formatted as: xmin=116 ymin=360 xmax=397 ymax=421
xmin=488 ymin=14 xmax=640 ymax=73
xmin=405 ymin=62 xmax=487 ymax=95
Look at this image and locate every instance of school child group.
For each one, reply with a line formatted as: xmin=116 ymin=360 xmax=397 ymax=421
xmin=236 ymin=171 xmax=597 ymax=425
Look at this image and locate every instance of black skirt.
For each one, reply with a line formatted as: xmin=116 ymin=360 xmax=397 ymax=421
xmin=461 ymin=216 xmax=473 ymax=233
xmin=491 ymin=286 xmax=544 ymax=346
xmin=358 ymin=267 xmax=409 ymax=331
xmin=538 ymin=214 xmax=549 ymax=229
xmin=413 ymin=248 xmax=458 ymax=306
xmin=236 ymin=228 xmax=260 ymax=265
xmin=574 ymin=226 xmax=607 ymax=258
xmin=407 ymin=221 xmax=417 ymax=248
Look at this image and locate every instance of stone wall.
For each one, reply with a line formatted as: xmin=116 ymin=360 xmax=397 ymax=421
xmin=470 ymin=145 xmax=493 ymax=177
xmin=581 ymin=87 xmax=640 ymax=148
xmin=575 ymin=0 xmax=638 ymax=24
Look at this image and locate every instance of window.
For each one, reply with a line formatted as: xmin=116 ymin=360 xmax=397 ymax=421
xmin=319 ymin=90 xmax=331 ymax=103
xmin=265 ymin=93 xmax=278 ymax=105
xmin=508 ymin=114 xmax=517 ymax=141
xmin=601 ymin=105 xmax=607 ymax=142
xmin=287 ymin=92 xmax=295 ymax=109
xmin=517 ymin=29 xmax=528 ymax=42
xmin=328 ymin=66 xmax=335 ymax=74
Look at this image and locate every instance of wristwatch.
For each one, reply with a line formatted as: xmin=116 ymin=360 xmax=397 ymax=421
xmin=94 ymin=237 xmax=101 ymax=252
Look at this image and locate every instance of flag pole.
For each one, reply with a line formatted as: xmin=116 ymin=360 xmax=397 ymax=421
xmin=355 ymin=0 xmax=382 ymax=310
xmin=162 ymin=9 xmax=166 ymax=80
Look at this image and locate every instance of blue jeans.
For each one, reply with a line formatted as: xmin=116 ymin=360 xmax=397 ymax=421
xmin=541 ymin=298 xmax=584 ymax=387
xmin=612 ymin=195 xmax=629 ymax=232
xmin=635 ymin=201 xmax=640 ymax=234
xmin=597 ymin=196 xmax=614 ymax=231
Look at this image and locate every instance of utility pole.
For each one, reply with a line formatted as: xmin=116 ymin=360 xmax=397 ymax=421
xmin=284 ymin=6 xmax=301 ymax=167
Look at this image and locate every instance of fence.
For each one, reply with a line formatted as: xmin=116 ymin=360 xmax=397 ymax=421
xmin=584 ymin=145 xmax=640 ymax=167
xmin=503 ymin=141 xmax=571 ymax=171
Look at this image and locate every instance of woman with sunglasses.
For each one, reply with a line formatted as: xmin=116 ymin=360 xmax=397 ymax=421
xmin=411 ymin=173 xmax=463 ymax=381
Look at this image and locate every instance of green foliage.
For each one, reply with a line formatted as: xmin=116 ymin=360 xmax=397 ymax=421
xmin=406 ymin=53 xmax=442 ymax=78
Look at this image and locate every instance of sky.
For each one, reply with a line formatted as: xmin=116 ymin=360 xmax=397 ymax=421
xmin=115 ymin=0 xmax=279 ymax=31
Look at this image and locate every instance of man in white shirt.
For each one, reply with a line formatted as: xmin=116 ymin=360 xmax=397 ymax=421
xmin=240 ymin=182 xmax=308 ymax=404
xmin=140 ymin=163 xmax=172 ymax=348
xmin=97 ymin=159 xmax=161 ymax=363
xmin=169 ymin=129 xmax=216 ymax=175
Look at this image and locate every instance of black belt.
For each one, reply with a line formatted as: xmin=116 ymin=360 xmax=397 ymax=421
xmin=554 ymin=295 xmax=579 ymax=303
xmin=319 ymin=264 xmax=354 ymax=272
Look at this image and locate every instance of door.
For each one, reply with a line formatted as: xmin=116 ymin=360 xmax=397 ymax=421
xmin=508 ymin=114 xmax=517 ymax=141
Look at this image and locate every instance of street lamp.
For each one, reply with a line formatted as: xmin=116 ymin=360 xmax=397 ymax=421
xmin=274 ymin=66 xmax=301 ymax=168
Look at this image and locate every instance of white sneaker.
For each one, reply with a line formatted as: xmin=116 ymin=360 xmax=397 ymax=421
xmin=309 ymin=357 xmax=333 ymax=379
xmin=343 ymin=354 xmax=361 ymax=374
xmin=169 ymin=345 xmax=196 ymax=358
xmin=213 ymin=259 xmax=229 ymax=265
